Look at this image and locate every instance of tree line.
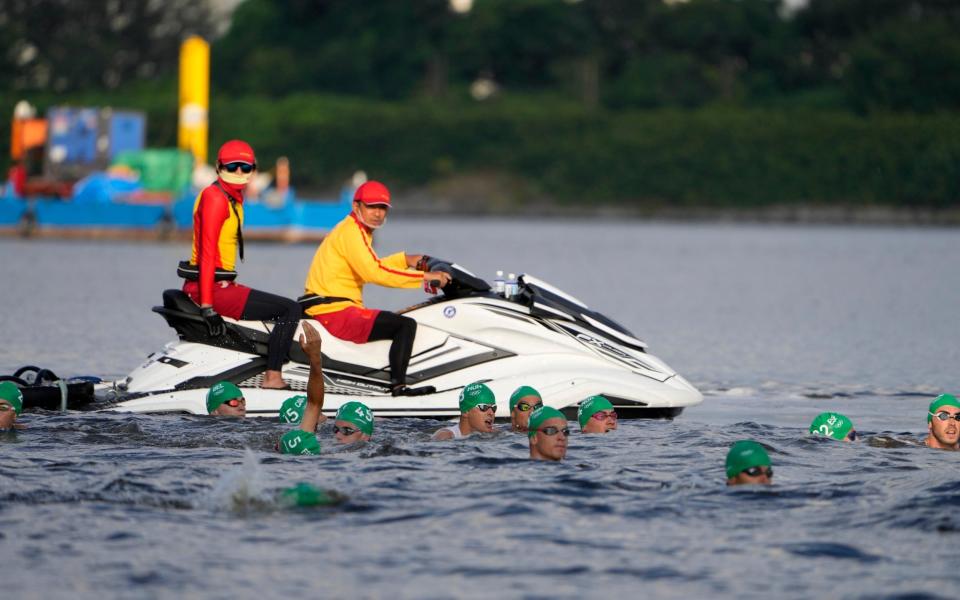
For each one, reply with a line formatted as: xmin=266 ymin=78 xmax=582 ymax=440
xmin=3 ymin=0 xmax=959 ymax=210
xmin=4 ymin=0 xmax=959 ymax=114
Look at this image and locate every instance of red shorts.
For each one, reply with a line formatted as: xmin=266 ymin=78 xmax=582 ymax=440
xmin=313 ymin=306 xmax=381 ymax=344
xmin=183 ymin=280 xmax=252 ymax=320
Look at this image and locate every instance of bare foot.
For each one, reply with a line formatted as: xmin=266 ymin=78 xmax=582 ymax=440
xmin=261 ymin=370 xmax=288 ymax=389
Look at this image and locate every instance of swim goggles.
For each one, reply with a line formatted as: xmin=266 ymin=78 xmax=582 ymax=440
xmin=516 ymin=401 xmax=543 ymax=412
xmin=223 ymin=398 xmax=245 ymax=408
xmin=741 ymin=466 xmax=773 ymax=478
xmin=590 ymin=410 xmax=617 ymax=421
xmin=474 ymin=404 xmax=497 ymax=413
xmin=930 ymin=411 xmax=960 ymax=422
xmin=538 ymin=426 xmax=570 ymax=437
xmin=333 ymin=425 xmax=360 ymax=436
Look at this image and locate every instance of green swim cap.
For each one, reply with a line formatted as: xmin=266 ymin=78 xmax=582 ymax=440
xmin=809 ymin=412 xmax=854 ymax=441
xmin=279 ymin=482 xmax=334 ymax=507
xmin=725 ymin=440 xmax=771 ymax=479
xmin=207 ymin=381 xmax=242 ymax=414
xmin=509 ymin=386 xmax=541 ymax=411
xmin=0 ymin=381 xmax=23 ymax=416
xmin=459 ymin=381 xmax=495 ymax=413
xmin=577 ymin=395 xmax=614 ymax=429
xmin=279 ymin=395 xmax=307 ymax=423
xmin=928 ymin=394 xmax=960 ymax=422
xmin=336 ymin=401 xmax=374 ymax=436
xmin=527 ymin=405 xmax=566 ymax=438
xmin=279 ymin=429 xmax=321 ymax=455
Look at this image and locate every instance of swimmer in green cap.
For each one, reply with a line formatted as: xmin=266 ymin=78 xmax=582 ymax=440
xmin=279 ymin=323 xmax=326 ymax=455
xmin=725 ymin=440 xmax=773 ymax=486
xmin=278 ymin=482 xmax=337 ymax=507
xmin=528 ymin=405 xmax=568 ymax=461
xmin=809 ymin=412 xmax=857 ymax=442
xmin=0 ymin=381 xmax=24 ymax=430
xmin=578 ymin=395 xmax=617 ymax=434
xmin=207 ymin=380 xmax=246 ymax=417
xmin=432 ymin=381 xmax=497 ymax=440
xmin=279 ymin=429 xmax=321 ymax=455
xmin=509 ymin=385 xmax=542 ymax=433
xmin=925 ymin=393 xmax=960 ymax=450
xmin=333 ymin=401 xmax=374 ymax=444
xmin=279 ymin=395 xmax=307 ymax=424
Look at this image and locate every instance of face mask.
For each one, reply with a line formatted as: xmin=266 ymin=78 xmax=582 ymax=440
xmin=220 ymin=169 xmax=253 ymax=186
xmin=354 ymin=205 xmax=385 ymax=230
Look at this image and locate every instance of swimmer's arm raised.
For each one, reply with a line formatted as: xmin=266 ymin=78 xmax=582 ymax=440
xmin=298 ymin=322 xmax=326 ymax=431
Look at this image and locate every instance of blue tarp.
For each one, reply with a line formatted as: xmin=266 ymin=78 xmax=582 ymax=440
xmin=72 ymin=172 xmax=142 ymax=203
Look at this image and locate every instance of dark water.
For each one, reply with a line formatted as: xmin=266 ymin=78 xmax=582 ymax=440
xmin=1 ymin=220 xmax=958 ymax=599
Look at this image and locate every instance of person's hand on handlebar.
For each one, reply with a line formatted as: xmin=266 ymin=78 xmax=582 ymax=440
xmin=424 ymin=271 xmax=452 ymax=288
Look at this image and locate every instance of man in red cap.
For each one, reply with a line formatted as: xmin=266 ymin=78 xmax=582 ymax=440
xmin=179 ymin=140 xmax=301 ymax=389
xmin=301 ymin=180 xmax=451 ymax=396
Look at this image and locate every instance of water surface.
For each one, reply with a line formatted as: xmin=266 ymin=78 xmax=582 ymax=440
xmin=1 ymin=220 xmax=958 ymax=599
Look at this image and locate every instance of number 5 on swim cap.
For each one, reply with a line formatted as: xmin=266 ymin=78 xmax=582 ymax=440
xmin=279 ymin=395 xmax=307 ymax=424
xmin=280 ymin=430 xmax=321 ymax=455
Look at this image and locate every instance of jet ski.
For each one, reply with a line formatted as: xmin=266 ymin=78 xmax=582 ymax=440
xmin=95 ymin=259 xmax=702 ymax=419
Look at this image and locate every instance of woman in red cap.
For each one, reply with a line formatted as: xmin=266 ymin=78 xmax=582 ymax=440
xmin=179 ymin=140 xmax=301 ymax=389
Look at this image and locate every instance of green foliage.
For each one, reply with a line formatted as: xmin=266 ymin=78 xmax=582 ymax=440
xmin=0 ymin=1 xmax=214 ymax=92
xmin=199 ymin=93 xmax=960 ymax=209
xmin=4 ymin=86 xmax=959 ymax=208
xmin=845 ymin=21 xmax=960 ymax=113
xmin=214 ymin=0 xmax=451 ymax=98
xmin=5 ymin=0 xmax=960 ymax=210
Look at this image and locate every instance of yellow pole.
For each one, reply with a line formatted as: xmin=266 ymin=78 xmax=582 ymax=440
xmin=178 ymin=36 xmax=210 ymax=165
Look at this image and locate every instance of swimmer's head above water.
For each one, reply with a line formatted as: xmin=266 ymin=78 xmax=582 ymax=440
xmin=528 ymin=405 xmax=568 ymax=462
xmin=509 ymin=386 xmax=542 ymax=433
xmin=0 ymin=381 xmax=23 ymax=430
xmin=459 ymin=382 xmax=497 ymax=434
xmin=334 ymin=401 xmax=374 ymax=444
xmin=726 ymin=440 xmax=773 ymax=486
xmin=926 ymin=393 xmax=960 ymax=450
xmin=578 ymin=395 xmax=617 ymax=434
xmin=207 ymin=381 xmax=246 ymax=418
xmin=809 ymin=412 xmax=857 ymax=442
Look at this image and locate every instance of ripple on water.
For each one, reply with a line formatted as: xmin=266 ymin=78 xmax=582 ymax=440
xmin=782 ymin=541 xmax=883 ymax=563
xmin=1 ymin=400 xmax=957 ymax=599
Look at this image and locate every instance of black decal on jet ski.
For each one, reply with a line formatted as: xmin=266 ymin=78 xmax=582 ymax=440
xmin=157 ymin=356 xmax=188 ymax=368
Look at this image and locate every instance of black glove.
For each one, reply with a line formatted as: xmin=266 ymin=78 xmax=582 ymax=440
xmin=415 ymin=255 xmax=431 ymax=272
xmin=200 ymin=306 xmax=226 ymax=337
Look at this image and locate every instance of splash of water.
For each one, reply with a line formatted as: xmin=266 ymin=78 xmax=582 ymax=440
xmin=202 ymin=448 xmax=274 ymax=514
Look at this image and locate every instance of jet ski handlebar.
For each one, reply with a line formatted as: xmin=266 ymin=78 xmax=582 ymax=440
xmin=422 ymin=257 xmax=493 ymax=298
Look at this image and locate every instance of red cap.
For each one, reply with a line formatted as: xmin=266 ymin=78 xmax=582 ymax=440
xmin=353 ymin=181 xmax=391 ymax=207
xmin=217 ymin=140 xmax=256 ymax=165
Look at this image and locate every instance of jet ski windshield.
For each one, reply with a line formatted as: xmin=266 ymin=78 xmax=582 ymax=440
xmin=411 ymin=260 xmax=645 ymax=350
xmin=519 ymin=275 xmax=647 ymax=350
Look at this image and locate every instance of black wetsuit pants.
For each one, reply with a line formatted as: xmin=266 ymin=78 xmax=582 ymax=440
xmin=368 ymin=311 xmax=417 ymax=387
xmin=241 ymin=289 xmax=302 ymax=372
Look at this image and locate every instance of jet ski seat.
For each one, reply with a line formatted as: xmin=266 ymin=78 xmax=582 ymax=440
xmin=154 ymin=289 xmax=449 ymax=380
xmin=162 ymin=289 xmax=203 ymax=315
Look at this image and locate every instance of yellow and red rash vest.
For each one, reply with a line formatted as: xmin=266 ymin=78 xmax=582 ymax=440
xmin=303 ymin=212 xmax=424 ymax=316
xmin=189 ymin=183 xmax=244 ymax=306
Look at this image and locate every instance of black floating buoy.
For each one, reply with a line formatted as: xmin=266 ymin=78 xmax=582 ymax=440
xmin=1 ymin=366 xmax=97 ymax=411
